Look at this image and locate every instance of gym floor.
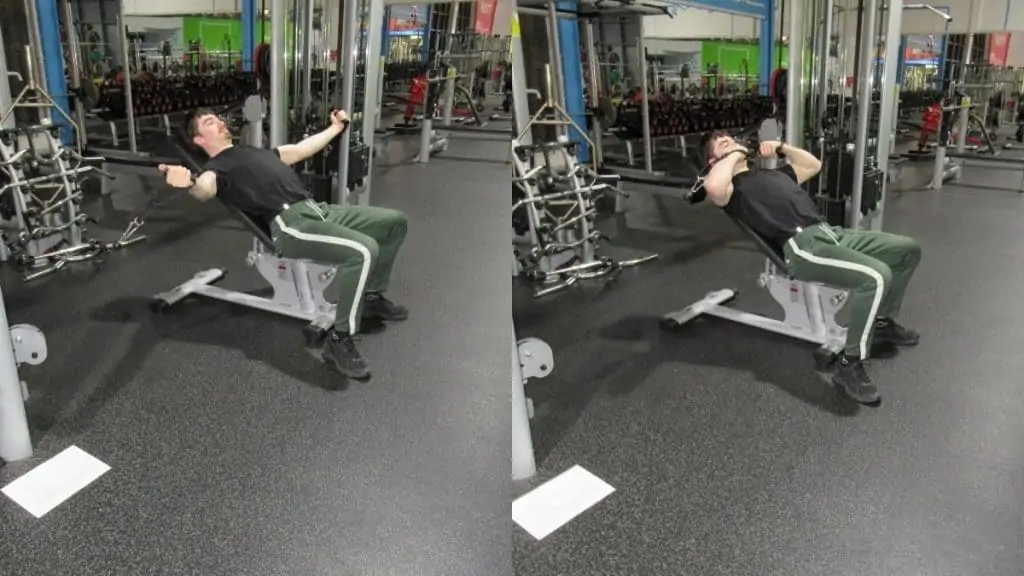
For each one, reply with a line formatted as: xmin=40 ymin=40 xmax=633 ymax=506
xmin=0 ymin=131 xmax=511 ymax=575
xmin=513 ymin=160 xmax=1024 ymax=575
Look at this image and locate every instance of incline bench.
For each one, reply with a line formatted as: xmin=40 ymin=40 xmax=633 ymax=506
xmin=661 ymin=179 xmax=849 ymax=367
xmin=149 ymin=136 xmax=336 ymax=337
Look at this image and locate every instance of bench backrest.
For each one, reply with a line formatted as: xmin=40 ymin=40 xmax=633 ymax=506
xmin=170 ymin=131 xmax=280 ymax=254
xmin=725 ymin=213 xmax=790 ymax=275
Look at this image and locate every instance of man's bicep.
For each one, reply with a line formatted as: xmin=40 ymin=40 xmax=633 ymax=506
xmin=274 ymin=145 xmax=300 ymax=165
xmin=707 ymin=183 xmax=734 ymax=207
xmin=777 ymin=164 xmax=799 ymax=183
xmin=192 ymin=170 xmax=220 ymax=201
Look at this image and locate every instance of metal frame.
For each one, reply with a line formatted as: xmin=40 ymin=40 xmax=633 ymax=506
xmin=0 ymin=281 xmax=48 ymax=463
xmin=512 ymin=326 xmax=553 ymax=481
xmin=269 ymin=0 xmax=288 ymax=148
xmin=153 ymin=239 xmax=336 ymax=331
xmin=662 ymin=260 xmax=848 ymax=355
xmin=115 ymin=0 xmax=137 ymax=154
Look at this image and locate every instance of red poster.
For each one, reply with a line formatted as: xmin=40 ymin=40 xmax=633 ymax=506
xmin=989 ymin=33 xmax=1011 ymax=66
xmin=474 ymin=0 xmax=498 ymax=35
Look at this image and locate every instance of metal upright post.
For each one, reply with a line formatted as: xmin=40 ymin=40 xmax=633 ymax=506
xmin=302 ymin=0 xmax=315 ymax=114
xmin=545 ymin=0 xmax=566 ymax=112
xmin=817 ymin=0 xmax=835 ymax=138
xmin=873 ymin=0 xmax=904 ymax=231
xmin=335 ymin=0 xmax=359 ymax=203
xmin=510 ymin=12 xmax=532 ymax=146
xmin=785 ymin=0 xmax=806 ymax=147
xmin=582 ymin=19 xmax=603 ymax=166
xmin=0 ymin=282 xmax=32 ymax=463
xmin=116 ymin=3 xmax=137 ymax=153
xmin=442 ymin=1 xmax=461 ymax=126
xmin=638 ymin=34 xmax=652 ymax=172
xmin=60 ymin=0 xmax=87 ymax=147
xmin=511 ymin=328 xmax=536 ymax=481
xmin=360 ymin=0 xmax=385 ymax=205
xmin=956 ymin=0 xmax=983 ymax=154
xmin=849 ymin=0 xmax=879 ymax=230
xmin=269 ymin=0 xmax=288 ymax=147
xmin=0 ymin=26 xmax=13 ymax=131
xmin=241 ymin=0 xmax=257 ymax=72
xmin=758 ymin=0 xmax=775 ymax=96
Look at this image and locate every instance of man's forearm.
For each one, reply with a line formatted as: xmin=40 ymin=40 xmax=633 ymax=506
xmin=780 ymin=143 xmax=822 ymax=173
xmin=291 ymin=124 xmax=345 ymax=162
xmin=705 ymin=151 xmax=746 ymax=195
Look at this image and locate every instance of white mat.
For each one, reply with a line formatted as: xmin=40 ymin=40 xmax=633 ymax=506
xmin=2 ymin=445 xmax=111 ymax=518
xmin=512 ymin=465 xmax=615 ymax=540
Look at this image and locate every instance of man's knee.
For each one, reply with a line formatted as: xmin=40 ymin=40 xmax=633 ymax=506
xmin=891 ymin=234 xmax=922 ymax=267
xmin=903 ymin=236 xmax=923 ymax=266
xmin=858 ymin=262 xmax=892 ymax=296
xmin=382 ymin=208 xmax=409 ymax=240
xmin=337 ymin=236 xmax=379 ymax=270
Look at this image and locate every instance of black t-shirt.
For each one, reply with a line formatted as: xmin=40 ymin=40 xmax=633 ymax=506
xmin=723 ymin=164 xmax=823 ymax=245
xmin=203 ymin=146 xmax=310 ymax=220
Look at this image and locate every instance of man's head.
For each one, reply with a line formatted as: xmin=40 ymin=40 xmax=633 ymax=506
xmin=701 ymin=130 xmax=737 ymax=166
xmin=185 ymin=108 xmax=231 ymax=154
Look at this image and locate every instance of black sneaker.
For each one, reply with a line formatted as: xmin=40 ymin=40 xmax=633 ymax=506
xmin=831 ymin=355 xmax=881 ymax=406
xmin=873 ymin=317 xmax=919 ymax=347
xmin=322 ymin=331 xmax=371 ymax=380
xmin=363 ymin=292 xmax=409 ymax=322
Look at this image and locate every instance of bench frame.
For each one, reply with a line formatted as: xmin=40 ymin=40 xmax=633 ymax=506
xmin=152 ymin=204 xmax=336 ymax=334
xmin=662 ymin=215 xmax=848 ymax=360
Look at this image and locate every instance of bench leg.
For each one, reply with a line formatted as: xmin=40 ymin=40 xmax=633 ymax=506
xmin=661 ymin=279 xmax=848 ymax=351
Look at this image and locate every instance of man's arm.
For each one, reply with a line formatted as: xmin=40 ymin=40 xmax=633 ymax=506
xmin=189 ymin=171 xmax=218 ymax=202
xmin=703 ymin=150 xmax=747 ymax=207
xmin=778 ymin=143 xmax=822 ymax=184
xmin=276 ymin=124 xmax=346 ymax=166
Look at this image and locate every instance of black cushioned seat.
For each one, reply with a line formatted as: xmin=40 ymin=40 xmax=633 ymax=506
xmin=170 ymin=132 xmax=282 ymax=256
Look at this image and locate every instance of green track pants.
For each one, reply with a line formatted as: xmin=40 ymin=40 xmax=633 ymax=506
xmin=270 ymin=200 xmax=408 ymax=335
xmin=783 ymin=224 xmax=922 ymax=359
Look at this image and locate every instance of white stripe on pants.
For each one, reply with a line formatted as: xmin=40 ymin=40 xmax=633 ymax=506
xmin=786 ymin=237 xmax=885 ymax=358
xmin=274 ymin=215 xmax=373 ymax=334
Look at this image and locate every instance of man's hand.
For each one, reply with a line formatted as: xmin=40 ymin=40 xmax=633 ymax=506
xmin=728 ymin=142 xmax=749 ymax=155
xmin=158 ymin=164 xmax=194 ymax=188
xmin=330 ymin=109 xmax=350 ymax=130
xmin=758 ymin=140 xmax=783 ymax=157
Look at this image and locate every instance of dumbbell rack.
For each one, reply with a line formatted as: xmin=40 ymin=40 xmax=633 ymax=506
xmin=0 ymin=125 xmax=136 ymax=281
xmin=512 ymin=138 xmax=657 ymax=298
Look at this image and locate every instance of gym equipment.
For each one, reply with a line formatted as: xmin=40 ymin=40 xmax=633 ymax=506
xmin=663 ymin=171 xmax=848 ymax=368
xmin=150 ymin=134 xmax=336 ymax=342
xmin=512 ymin=138 xmax=657 ymax=298
xmin=0 ymin=280 xmax=48 ymax=463
xmin=97 ymin=72 xmax=258 ymax=120
xmin=512 ymin=327 xmax=554 ymax=481
xmin=0 ymin=124 xmax=139 ymax=281
xmin=614 ymin=94 xmax=774 ymax=140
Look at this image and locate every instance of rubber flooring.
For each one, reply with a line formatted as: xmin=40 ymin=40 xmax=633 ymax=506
xmin=512 ymin=167 xmax=1024 ymax=575
xmin=0 ymin=135 xmax=512 ymax=576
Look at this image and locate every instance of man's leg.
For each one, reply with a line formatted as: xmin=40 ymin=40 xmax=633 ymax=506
xmin=272 ymin=208 xmax=380 ymax=380
xmin=837 ymin=229 xmax=923 ymax=346
xmin=320 ymin=203 xmax=409 ymax=322
xmin=785 ymin=231 xmax=893 ymax=405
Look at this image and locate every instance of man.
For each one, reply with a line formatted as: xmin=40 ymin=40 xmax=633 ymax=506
xmin=700 ymin=131 xmax=922 ymax=406
xmin=158 ymin=108 xmax=409 ymax=382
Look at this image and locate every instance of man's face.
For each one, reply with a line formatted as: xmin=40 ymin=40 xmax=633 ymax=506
xmin=193 ymin=114 xmax=230 ymax=148
xmin=708 ymin=135 xmax=736 ymax=165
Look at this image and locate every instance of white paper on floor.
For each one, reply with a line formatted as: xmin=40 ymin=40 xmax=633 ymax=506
xmin=1 ymin=445 xmax=111 ymax=518
xmin=512 ymin=464 xmax=615 ymax=540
